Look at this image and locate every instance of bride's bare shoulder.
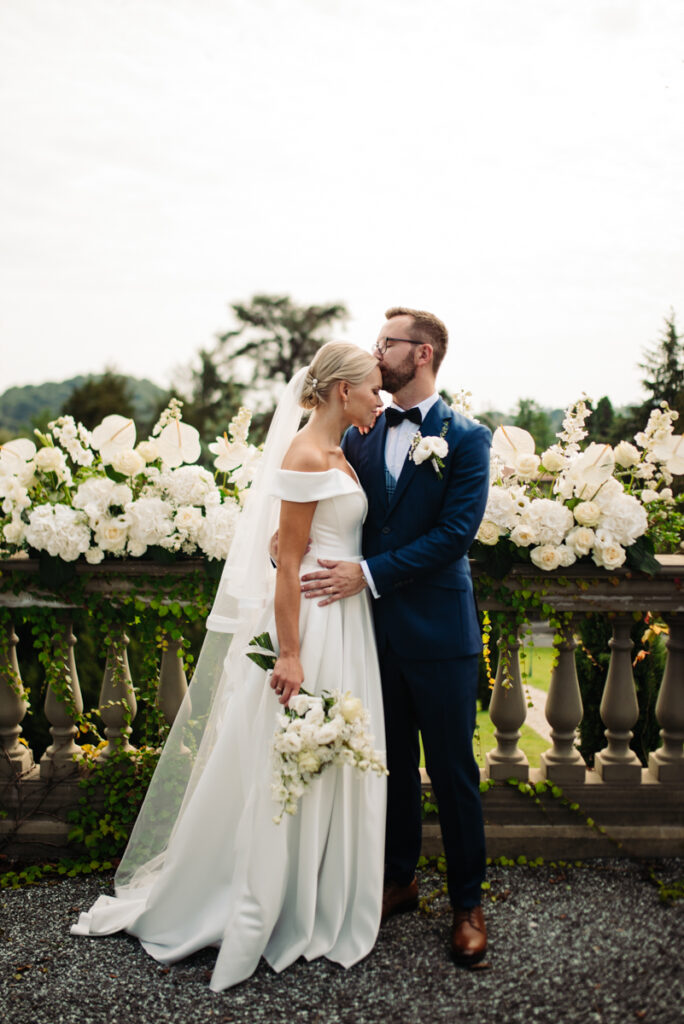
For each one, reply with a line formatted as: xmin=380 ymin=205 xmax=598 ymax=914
xmin=281 ymin=434 xmax=329 ymax=473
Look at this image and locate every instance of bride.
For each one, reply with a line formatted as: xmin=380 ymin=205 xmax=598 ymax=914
xmin=71 ymin=343 xmax=387 ymax=992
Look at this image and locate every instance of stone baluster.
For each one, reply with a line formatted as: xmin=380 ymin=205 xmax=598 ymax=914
xmin=97 ymin=632 xmax=137 ymax=760
xmin=40 ymin=620 xmax=84 ymax=778
xmin=0 ymin=623 xmax=35 ymax=777
xmin=648 ymin=612 xmax=684 ymax=782
xmin=157 ymin=636 xmax=189 ymax=727
xmin=594 ymin=614 xmax=642 ymax=783
xmin=486 ymin=625 xmax=529 ymax=781
xmin=540 ymin=619 xmax=586 ymax=782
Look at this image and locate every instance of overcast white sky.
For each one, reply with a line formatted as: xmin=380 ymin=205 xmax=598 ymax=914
xmin=2 ymin=0 xmax=683 ymax=413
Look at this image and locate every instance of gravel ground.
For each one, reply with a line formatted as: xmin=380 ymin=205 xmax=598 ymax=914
xmin=1 ymin=859 xmax=683 ymax=1024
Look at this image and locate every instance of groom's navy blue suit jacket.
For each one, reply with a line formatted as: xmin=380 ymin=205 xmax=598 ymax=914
xmin=342 ymin=398 xmax=491 ymax=661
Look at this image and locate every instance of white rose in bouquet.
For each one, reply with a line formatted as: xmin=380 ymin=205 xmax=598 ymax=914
xmin=515 ymin=453 xmax=541 ymax=480
xmin=510 ymin=522 xmax=538 ymax=547
xmin=34 ymin=446 xmax=69 ymax=480
xmin=530 ymin=545 xmax=562 ymax=571
xmin=85 ymin=546 xmax=105 ymax=564
xmin=135 ymin=440 xmax=160 ymax=464
xmin=476 ymin=521 xmax=500 ymax=545
xmin=592 ymin=532 xmax=627 ymax=570
xmin=297 ymin=750 xmax=321 ymax=774
xmin=94 ymin=514 xmax=129 ymax=554
xmin=541 ymin=448 xmax=567 ymax=473
xmin=111 ymin=448 xmax=146 ymax=478
xmin=557 ymin=545 xmax=577 ymax=567
xmin=614 ymin=441 xmax=641 ymax=468
xmin=566 ymin=526 xmax=596 ymax=557
xmin=573 ymin=501 xmax=601 ymax=527
xmin=174 ymin=505 xmax=204 ymax=541
xmin=412 ymin=435 xmax=449 ymax=467
xmin=339 ymin=692 xmax=364 ymax=723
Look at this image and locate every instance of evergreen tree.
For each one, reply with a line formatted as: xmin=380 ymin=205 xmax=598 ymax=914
xmin=62 ymin=368 xmax=135 ymax=429
xmin=640 ymin=311 xmax=683 ymax=413
xmin=513 ymin=398 xmax=553 ymax=452
xmin=586 ymin=396 xmax=615 ymax=444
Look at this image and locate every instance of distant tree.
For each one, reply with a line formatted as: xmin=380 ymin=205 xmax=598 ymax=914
xmin=513 ymin=398 xmax=553 ymax=452
xmin=216 ymin=294 xmax=349 ymax=395
xmin=586 ymin=396 xmax=616 ymax=444
xmin=62 ymin=368 xmax=136 ymax=429
xmin=639 ymin=311 xmax=683 ymax=414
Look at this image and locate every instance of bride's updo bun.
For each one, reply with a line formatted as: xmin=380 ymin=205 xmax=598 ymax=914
xmin=299 ymin=342 xmax=378 ymax=411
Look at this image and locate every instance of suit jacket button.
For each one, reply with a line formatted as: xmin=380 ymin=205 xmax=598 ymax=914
xmin=381 ymin=526 xmax=391 ymax=534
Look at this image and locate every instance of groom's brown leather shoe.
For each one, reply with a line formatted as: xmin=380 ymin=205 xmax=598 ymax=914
xmin=451 ymin=905 xmax=487 ymax=966
xmin=381 ymin=877 xmax=419 ymax=923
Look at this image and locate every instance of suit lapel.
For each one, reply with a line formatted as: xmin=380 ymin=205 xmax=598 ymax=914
xmin=385 ymin=399 xmax=450 ymax=518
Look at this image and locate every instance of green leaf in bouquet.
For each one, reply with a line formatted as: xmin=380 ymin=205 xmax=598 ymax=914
xmin=470 ymin=539 xmax=519 ymax=579
xmin=247 ymin=631 xmax=277 ymax=670
xmin=626 ymin=534 xmax=661 ymax=575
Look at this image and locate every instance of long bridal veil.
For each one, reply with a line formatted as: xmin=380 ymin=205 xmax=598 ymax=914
xmin=115 ymin=368 xmax=307 ymax=891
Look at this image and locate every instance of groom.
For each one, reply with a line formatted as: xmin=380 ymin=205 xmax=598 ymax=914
xmin=301 ymin=306 xmax=491 ymax=966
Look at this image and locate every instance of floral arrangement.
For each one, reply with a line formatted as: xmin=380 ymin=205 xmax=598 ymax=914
xmin=247 ymin=632 xmax=388 ymax=824
xmin=473 ymin=398 xmax=684 ymax=574
xmin=0 ymin=401 xmax=261 ymax=565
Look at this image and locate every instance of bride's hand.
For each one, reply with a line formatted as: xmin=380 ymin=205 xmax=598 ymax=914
xmin=270 ymin=655 xmax=304 ymax=706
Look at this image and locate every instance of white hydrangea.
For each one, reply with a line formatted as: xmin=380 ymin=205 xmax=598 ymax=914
xmin=595 ymin=489 xmax=648 ymax=547
xmin=517 ymin=499 xmax=573 ymax=546
xmin=198 ymin=501 xmax=241 ymax=560
xmin=482 ymin=486 xmax=522 ymax=531
xmin=25 ymin=504 xmax=91 ymax=561
xmin=73 ymin=478 xmax=133 ymax=524
xmin=163 ymin=465 xmax=217 ymax=507
xmin=125 ymin=497 xmax=175 ymax=552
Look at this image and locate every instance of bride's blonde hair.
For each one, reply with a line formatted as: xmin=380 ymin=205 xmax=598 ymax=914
xmin=299 ymin=342 xmax=378 ymax=411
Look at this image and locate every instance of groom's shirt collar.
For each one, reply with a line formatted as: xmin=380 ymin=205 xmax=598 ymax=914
xmin=389 ymin=392 xmax=440 ymax=421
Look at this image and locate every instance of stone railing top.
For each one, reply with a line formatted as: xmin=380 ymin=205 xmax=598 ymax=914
xmin=1 ymin=555 xmax=684 ymax=613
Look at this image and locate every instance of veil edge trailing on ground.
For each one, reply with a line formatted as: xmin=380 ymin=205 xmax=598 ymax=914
xmin=114 ymin=368 xmax=307 ymax=891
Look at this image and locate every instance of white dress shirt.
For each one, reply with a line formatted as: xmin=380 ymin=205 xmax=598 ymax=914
xmin=361 ymin=392 xmax=440 ymax=598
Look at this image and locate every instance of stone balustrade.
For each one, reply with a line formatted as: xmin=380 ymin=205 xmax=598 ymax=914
xmin=1 ymin=556 xmax=683 ymax=861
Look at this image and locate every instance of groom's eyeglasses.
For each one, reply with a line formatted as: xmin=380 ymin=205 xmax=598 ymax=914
xmin=374 ymin=337 xmax=424 ymax=357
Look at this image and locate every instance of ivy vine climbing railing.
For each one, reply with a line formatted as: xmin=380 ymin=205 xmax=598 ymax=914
xmin=1 ymin=555 xmax=683 ymax=867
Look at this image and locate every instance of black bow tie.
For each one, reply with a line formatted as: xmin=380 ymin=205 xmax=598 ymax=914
xmin=385 ymin=406 xmax=423 ymax=428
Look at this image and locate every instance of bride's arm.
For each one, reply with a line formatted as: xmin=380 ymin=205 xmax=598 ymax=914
xmin=271 ymin=495 xmax=318 ymax=706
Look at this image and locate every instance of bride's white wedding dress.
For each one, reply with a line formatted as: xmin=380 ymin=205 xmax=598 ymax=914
xmin=71 ymin=467 xmax=386 ymax=992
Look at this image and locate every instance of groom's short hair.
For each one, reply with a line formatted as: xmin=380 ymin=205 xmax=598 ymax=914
xmin=385 ymin=306 xmax=448 ymax=373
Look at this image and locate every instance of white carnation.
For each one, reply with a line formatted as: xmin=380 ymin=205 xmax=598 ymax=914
xmin=34 ymin=446 xmax=68 ymax=480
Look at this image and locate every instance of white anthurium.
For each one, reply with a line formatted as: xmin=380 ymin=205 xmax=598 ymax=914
xmin=0 ymin=438 xmax=36 ymax=477
xmin=208 ymin=434 xmax=247 ymax=473
xmin=91 ymin=415 xmax=137 ymax=464
xmin=652 ymin=434 xmax=684 ymax=475
xmin=491 ymin=425 xmax=535 ymax=470
xmin=156 ymin=420 xmax=201 ymax=468
xmin=564 ymin=442 xmax=615 ymax=500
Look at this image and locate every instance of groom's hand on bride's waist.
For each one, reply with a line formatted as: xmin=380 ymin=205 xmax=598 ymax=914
xmin=301 ymin=560 xmax=367 ymax=605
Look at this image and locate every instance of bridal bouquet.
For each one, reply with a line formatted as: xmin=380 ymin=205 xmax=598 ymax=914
xmin=472 ymin=398 xmax=684 ymax=575
xmin=0 ymin=401 xmax=261 ymax=565
xmin=247 ymin=632 xmax=388 ymax=825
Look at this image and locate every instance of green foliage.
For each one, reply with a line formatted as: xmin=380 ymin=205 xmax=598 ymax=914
xmin=640 ymin=310 xmax=683 ymax=415
xmin=513 ymin=398 xmax=554 ymax=452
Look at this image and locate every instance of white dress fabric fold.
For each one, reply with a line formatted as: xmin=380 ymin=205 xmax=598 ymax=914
xmin=71 ymin=469 xmax=386 ymax=992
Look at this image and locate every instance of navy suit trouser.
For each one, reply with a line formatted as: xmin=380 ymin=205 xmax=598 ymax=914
xmin=380 ymin=646 xmax=486 ymax=909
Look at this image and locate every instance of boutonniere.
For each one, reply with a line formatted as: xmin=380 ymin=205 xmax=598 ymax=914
xmin=409 ymin=419 xmax=450 ymax=479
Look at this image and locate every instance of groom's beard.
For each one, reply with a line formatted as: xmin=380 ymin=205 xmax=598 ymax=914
xmin=380 ymin=351 xmax=418 ymax=394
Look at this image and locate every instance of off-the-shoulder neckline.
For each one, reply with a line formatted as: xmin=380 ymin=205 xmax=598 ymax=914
xmin=275 ymin=466 xmax=361 ymax=488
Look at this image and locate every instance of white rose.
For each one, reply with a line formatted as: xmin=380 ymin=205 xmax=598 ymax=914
xmin=111 ymin=448 xmax=146 ymax=478
xmin=136 ymin=440 xmax=160 ymax=464
xmin=510 ymin=522 xmax=538 ymax=547
xmin=557 ymin=544 xmax=577 ymax=567
xmin=279 ymin=732 xmax=303 ymax=754
xmin=94 ymin=514 xmax=129 ymax=553
xmin=574 ymin=501 xmax=601 ymax=527
xmin=614 ymin=441 xmax=641 ymax=468
xmin=566 ymin=526 xmax=595 ymax=557
xmin=640 ymin=488 xmax=659 ymax=503
xmin=412 ymin=436 xmax=448 ymax=466
xmin=3 ymin=516 xmax=26 ymax=545
xmin=514 ymin=453 xmax=541 ymax=480
xmin=298 ymin=750 xmax=321 ymax=774
xmin=592 ymin=537 xmax=627 ymax=570
xmin=476 ymin=520 xmax=501 ymax=546
xmin=530 ymin=545 xmax=562 ymax=571
xmin=85 ymin=546 xmax=105 ymax=564
xmin=339 ymin=693 xmax=364 ymax=723
xmin=541 ymin=449 xmax=567 ymax=473
xmin=287 ymin=694 xmax=314 ymax=716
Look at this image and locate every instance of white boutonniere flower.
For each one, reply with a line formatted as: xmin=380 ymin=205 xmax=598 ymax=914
xmin=409 ymin=423 xmax=450 ymax=479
